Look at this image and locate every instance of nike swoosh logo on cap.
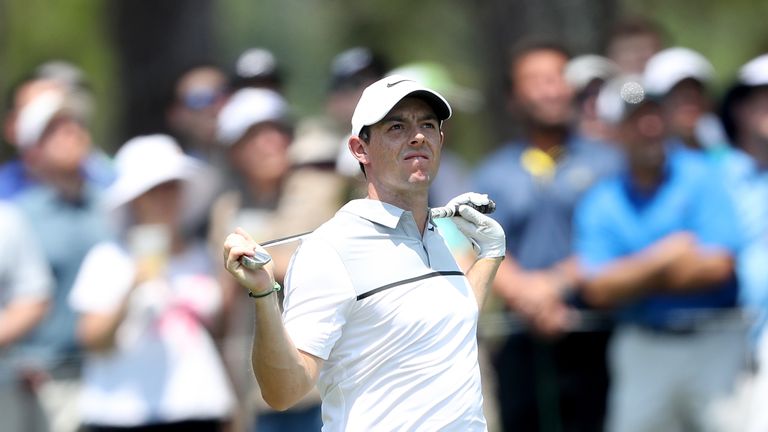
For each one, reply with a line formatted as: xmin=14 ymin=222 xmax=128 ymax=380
xmin=386 ymin=79 xmax=413 ymax=88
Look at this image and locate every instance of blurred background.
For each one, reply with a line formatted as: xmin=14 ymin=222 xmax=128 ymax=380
xmin=2 ymin=0 xmax=766 ymax=163
xmin=2 ymin=1 xmax=768 ymax=432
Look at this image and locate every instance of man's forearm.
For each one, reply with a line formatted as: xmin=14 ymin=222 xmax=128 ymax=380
xmin=250 ymin=294 xmax=320 ymax=411
xmin=466 ymin=257 xmax=504 ymax=307
xmin=581 ymin=252 xmax=668 ymax=308
xmin=0 ymin=299 xmax=48 ymax=348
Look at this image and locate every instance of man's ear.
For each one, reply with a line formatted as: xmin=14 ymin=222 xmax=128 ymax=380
xmin=348 ymin=135 xmax=369 ymax=165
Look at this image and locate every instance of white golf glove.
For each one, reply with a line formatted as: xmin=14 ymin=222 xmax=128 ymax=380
xmin=446 ymin=193 xmax=506 ymax=259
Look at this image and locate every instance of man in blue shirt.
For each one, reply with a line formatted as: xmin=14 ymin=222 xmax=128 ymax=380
xmin=10 ymin=80 xmax=113 ymax=432
xmin=474 ymin=40 xmax=621 ymax=432
xmin=575 ymin=76 xmax=746 ymax=432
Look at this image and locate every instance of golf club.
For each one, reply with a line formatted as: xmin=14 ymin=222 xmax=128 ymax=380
xmin=239 ymin=200 xmax=496 ymax=269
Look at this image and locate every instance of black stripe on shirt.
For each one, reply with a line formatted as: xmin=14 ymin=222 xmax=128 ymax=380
xmin=356 ymin=270 xmax=465 ymax=301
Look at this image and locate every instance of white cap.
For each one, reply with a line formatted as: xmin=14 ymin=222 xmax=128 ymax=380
xmin=643 ymin=47 xmax=715 ymax=96
xmin=350 ymin=74 xmax=451 ymax=136
xmin=216 ymin=88 xmax=288 ymax=146
xmin=15 ymin=88 xmax=91 ymax=149
xmin=738 ymin=54 xmax=768 ymax=87
xmin=105 ymin=134 xmax=219 ymax=230
xmin=564 ymin=55 xmax=620 ymax=93
xmin=596 ymin=75 xmax=651 ymax=124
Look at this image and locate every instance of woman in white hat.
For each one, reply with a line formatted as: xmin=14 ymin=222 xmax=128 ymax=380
xmin=67 ymin=135 xmax=234 ymax=431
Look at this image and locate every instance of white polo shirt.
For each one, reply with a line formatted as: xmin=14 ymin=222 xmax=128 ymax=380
xmin=283 ymin=199 xmax=487 ymax=432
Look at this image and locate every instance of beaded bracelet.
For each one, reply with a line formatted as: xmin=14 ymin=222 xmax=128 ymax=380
xmin=248 ymin=281 xmax=282 ymax=299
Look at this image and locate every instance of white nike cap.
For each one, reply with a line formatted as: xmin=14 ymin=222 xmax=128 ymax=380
xmin=350 ymin=74 xmax=452 ymax=136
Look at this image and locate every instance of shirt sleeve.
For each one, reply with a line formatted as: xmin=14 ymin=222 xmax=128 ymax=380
xmin=282 ymin=238 xmax=356 ymax=360
xmin=4 ymin=205 xmax=52 ymax=301
xmin=69 ymin=242 xmax=135 ymax=313
xmin=690 ymin=172 xmax=744 ymax=252
xmin=573 ymin=186 xmax=620 ymax=274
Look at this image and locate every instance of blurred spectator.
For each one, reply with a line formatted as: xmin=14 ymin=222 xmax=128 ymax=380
xmin=0 ymin=202 xmax=53 ymax=432
xmin=605 ymin=16 xmax=666 ymax=75
xmin=473 ymin=40 xmax=621 ymax=432
xmin=210 ymin=88 xmax=335 ymax=432
xmin=643 ymin=47 xmax=730 ymax=154
xmin=166 ymin=64 xmax=229 ymax=162
xmin=69 ymin=135 xmax=234 ymax=431
xmin=230 ymin=47 xmax=283 ymax=93
xmin=575 ymin=76 xmax=746 ymax=432
xmin=714 ymin=53 xmax=768 ymax=431
xmin=565 ymin=54 xmax=620 ymax=143
xmin=12 ymin=83 xmax=114 ymax=432
xmin=318 ymin=46 xmax=389 ymax=180
xmin=1 ymin=64 xmax=113 ymax=199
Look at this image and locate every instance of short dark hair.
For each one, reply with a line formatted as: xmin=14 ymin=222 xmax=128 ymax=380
xmin=357 ymin=125 xmax=370 ymax=176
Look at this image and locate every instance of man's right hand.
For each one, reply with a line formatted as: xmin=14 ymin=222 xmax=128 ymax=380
xmin=223 ymin=227 xmax=276 ymax=296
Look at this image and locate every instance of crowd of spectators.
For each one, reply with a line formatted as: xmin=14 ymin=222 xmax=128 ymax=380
xmin=2 ymin=14 xmax=768 ymax=432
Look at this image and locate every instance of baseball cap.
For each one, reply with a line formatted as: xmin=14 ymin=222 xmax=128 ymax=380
xmin=216 ymin=88 xmax=289 ymax=146
xmin=596 ymin=74 xmax=655 ymax=124
xmin=350 ymin=74 xmax=452 ymax=136
xmin=330 ymin=47 xmax=387 ymax=91
xmin=564 ymin=54 xmax=620 ymax=93
xmin=232 ymin=47 xmax=282 ymax=88
xmin=643 ymin=47 xmax=715 ymax=97
xmin=738 ymin=53 xmax=768 ymax=87
xmin=15 ymin=88 xmax=90 ymax=149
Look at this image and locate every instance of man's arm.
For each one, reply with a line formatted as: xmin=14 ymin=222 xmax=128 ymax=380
xmin=224 ymin=228 xmax=321 ymax=411
xmin=465 ymin=257 xmax=503 ymax=307
xmin=445 ymin=194 xmax=506 ymax=306
xmin=0 ymin=299 xmax=48 ymax=348
xmin=580 ymin=232 xmax=734 ymax=308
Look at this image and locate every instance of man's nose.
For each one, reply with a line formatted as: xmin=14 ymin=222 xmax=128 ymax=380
xmin=410 ymin=130 xmax=426 ymax=145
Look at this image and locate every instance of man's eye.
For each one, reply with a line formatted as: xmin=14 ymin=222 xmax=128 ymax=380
xmin=389 ymin=124 xmax=404 ymax=130
xmin=423 ymin=122 xmax=437 ymax=129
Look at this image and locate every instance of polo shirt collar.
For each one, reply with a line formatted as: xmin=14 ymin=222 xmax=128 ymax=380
xmin=340 ymin=199 xmax=407 ymax=229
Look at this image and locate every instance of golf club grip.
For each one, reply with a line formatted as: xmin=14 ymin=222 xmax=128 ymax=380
xmin=429 ymin=199 xmax=496 ymax=219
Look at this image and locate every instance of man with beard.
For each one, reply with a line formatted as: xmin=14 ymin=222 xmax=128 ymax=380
xmin=473 ymin=40 xmax=620 ymax=432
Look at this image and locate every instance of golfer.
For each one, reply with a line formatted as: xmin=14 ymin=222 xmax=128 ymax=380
xmin=223 ymin=75 xmax=505 ymax=431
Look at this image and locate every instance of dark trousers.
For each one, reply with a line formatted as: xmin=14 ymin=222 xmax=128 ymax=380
xmin=86 ymin=419 xmax=222 ymax=432
xmin=493 ymin=330 xmax=612 ymax=432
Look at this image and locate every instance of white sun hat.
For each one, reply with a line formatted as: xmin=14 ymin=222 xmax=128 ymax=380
xmin=216 ymin=87 xmax=289 ymax=146
xmin=105 ymin=134 xmax=219 ymax=230
xmin=738 ymin=53 xmax=768 ymax=87
xmin=643 ymin=47 xmax=715 ymax=97
xmin=350 ymin=74 xmax=451 ymax=136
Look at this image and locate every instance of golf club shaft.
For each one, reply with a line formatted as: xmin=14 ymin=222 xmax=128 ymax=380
xmin=239 ymin=200 xmax=496 ymax=269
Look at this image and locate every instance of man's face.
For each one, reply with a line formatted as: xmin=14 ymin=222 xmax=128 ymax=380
xmin=230 ymin=122 xmax=291 ymax=184
xmin=510 ymin=50 xmax=574 ymax=128
xmin=130 ymin=180 xmax=183 ymax=227
xmin=742 ymin=87 xmax=768 ymax=143
xmin=662 ymin=78 xmax=709 ymax=140
xmin=36 ymin=116 xmax=91 ymax=176
xmin=364 ymin=97 xmax=444 ymax=195
xmin=170 ymin=67 xmax=227 ymax=143
xmin=618 ymin=102 xmax=667 ymax=169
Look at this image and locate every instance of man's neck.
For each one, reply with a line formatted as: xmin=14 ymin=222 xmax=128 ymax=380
xmin=629 ymin=163 xmax=665 ymax=193
xmin=48 ymin=171 xmax=85 ymax=202
xmin=367 ymin=184 xmax=429 ymax=234
xmin=527 ymin=124 xmax=568 ymax=153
